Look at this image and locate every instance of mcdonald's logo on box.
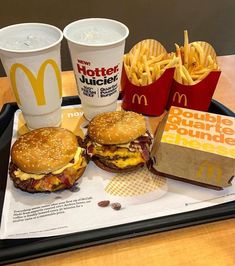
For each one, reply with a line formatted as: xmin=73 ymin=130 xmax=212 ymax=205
xmin=196 ymin=161 xmax=223 ymax=185
xmin=150 ymin=106 xmax=235 ymax=189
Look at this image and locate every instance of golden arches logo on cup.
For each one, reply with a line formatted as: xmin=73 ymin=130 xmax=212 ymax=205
xmin=132 ymin=94 xmax=148 ymax=106
xmin=10 ymin=59 xmax=62 ymax=106
xmin=196 ymin=161 xmax=223 ymax=184
xmin=172 ymin=92 xmax=188 ymax=107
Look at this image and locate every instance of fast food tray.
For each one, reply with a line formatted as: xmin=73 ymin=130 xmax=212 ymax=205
xmin=0 ymin=96 xmax=234 ymax=265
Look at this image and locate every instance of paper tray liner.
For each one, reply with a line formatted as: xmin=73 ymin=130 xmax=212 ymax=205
xmin=0 ymin=97 xmax=235 ymax=265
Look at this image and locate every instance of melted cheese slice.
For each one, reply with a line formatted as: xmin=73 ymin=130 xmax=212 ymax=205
xmin=14 ymin=147 xmax=84 ymax=181
xmin=92 ymin=142 xmax=145 ymax=168
xmin=109 ymin=154 xmax=145 ymax=168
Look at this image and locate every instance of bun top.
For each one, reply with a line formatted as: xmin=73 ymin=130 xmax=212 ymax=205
xmin=11 ymin=127 xmax=78 ymax=174
xmin=88 ymin=111 xmax=146 ymax=144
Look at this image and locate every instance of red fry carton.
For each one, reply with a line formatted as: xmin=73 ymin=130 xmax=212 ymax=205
xmin=122 ymin=67 xmax=174 ymax=116
xmin=121 ymin=39 xmax=175 ymax=116
xmin=150 ymin=106 xmax=235 ymax=190
xmin=167 ymin=41 xmax=221 ymax=111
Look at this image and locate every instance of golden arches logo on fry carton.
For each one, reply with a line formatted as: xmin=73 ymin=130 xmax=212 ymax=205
xmin=167 ymin=31 xmax=221 ymax=111
xmin=172 ymin=92 xmax=188 ymax=107
xmin=132 ymin=93 xmax=148 ymax=106
xmin=121 ymin=39 xmax=175 ymax=116
xmin=10 ymin=58 xmax=62 ymax=106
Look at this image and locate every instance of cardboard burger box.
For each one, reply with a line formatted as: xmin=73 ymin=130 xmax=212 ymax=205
xmin=150 ymin=106 xmax=235 ymax=189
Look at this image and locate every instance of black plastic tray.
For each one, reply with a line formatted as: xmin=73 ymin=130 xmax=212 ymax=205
xmin=0 ymin=96 xmax=234 ymax=265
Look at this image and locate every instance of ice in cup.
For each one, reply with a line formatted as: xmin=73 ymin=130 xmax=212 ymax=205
xmin=63 ymin=18 xmax=129 ymax=120
xmin=0 ymin=23 xmax=63 ymax=129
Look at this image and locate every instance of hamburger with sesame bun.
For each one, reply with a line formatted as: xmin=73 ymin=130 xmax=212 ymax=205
xmin=86 ymin=111 xmax=152 ymax=172
xmin=9 ymin=127 xmax=87 ymax=193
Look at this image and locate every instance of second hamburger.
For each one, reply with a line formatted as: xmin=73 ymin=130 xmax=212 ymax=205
xmin=86 ymin=111 xmax=152 ymax=172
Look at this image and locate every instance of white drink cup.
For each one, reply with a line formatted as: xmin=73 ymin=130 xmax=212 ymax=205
xmin=0 ymin=23 xmax=63 ymax=129
xmin=63 ymin=18 xmax=129 ymax=120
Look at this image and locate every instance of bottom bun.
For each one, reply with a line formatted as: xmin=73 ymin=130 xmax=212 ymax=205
xmin=9 ymin=162 xmax=86 ymax=193
xmin=93 ymin=157 xmax=145 ymax=173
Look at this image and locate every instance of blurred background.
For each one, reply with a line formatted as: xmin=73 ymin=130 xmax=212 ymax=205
xmin=0 ymin=0 xmax=234 ymax=76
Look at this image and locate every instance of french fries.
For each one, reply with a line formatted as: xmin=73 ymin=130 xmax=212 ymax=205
xmin=123 ymin=33 xmax=219 ymax=87
xmin=173 ymin=30 xmax=220 ymax=85
xmin=123 ymin=40 xmax=178 ymax=86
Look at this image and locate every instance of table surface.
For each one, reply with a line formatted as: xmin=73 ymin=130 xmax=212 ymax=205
xmin=0 ymin=55 xmax=235 ymax=266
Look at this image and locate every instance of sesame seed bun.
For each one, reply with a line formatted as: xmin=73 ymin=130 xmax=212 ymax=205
xmin=88 ymin=111 xmax=146 ymax=145
xmin=11 ymin=127 xmax=78 ymax=174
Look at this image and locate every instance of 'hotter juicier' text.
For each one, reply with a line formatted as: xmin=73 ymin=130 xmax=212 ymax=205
xmin=77 ymin=60 xmax=119 ymax=98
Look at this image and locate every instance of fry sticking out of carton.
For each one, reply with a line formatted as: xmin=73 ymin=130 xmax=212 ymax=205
xmin=167 ymin=30 xmax=221 ymax=111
